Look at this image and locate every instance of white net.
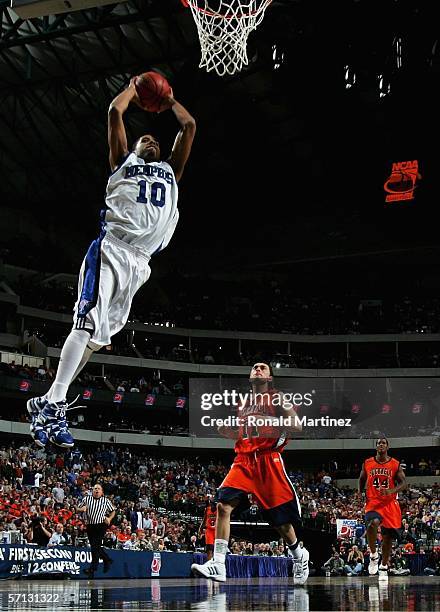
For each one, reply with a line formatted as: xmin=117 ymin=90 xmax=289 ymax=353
xmin=183 ymin=0 xmax=272 ymax=77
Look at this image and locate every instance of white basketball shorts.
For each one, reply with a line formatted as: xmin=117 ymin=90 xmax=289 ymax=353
xmin=73 ymin=233 xmax=151 ymax=346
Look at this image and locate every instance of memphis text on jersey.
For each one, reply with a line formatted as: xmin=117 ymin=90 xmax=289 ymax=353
xmin=125 ymin=164 xmax=174 ymax=184
xmin=201 ymin=415 xmax=352 ymax=428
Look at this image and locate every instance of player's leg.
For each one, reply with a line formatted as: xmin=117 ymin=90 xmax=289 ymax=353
xmin=192 ymin=457 xmax=253 ymax=581
xmin=270 ymin=520 xmax=309 ymax=585
xmin=205 ymin=543 xmax=214 ymax=561
xmin=191 ymin=492 xmax=242 ymax=581
xmin=379 ymin=532 xmax=393 ymax=575
xmin=29 ymin=237 xmax=150 ymax=449
xmin=192 ymin=455 xmax=255 ymax=580
xmin=365 ymin=511 xmax=382 ymax=575
xmin=204 ymin=525 xmax=215 ymax=561
xmin=276 ymin=523 xmax=301 ymax=558
xmin=27 ymin=330 xmax=101 ymax=448
xmin=47 ymin=330 xmax=97 ymax=403
xmin=28 ymin=242 xmax=108 ymax=449
xmin=379 ymin=524 xmax=402 ymax=579
xmin=379 ymin=511 xmax=401 ymax=579
xmin=27 ymin=240 xmax=105 ymax=448
xmin=258 ymin=453 xmax=309 ymax=584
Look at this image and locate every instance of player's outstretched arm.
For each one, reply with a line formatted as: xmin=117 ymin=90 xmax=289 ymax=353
xmin=166 ymin=97 xmax=196 ymax=183
xmin=108 ymin=80 xmax=140 ymax=171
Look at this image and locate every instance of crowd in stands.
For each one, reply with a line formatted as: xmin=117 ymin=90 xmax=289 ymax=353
xmin=0 ymin=360 xmax=56 ymax=384
xmin=322 ymin=544 xmax=440 ymax=577
xmin=6 ymin=326 xmax=440 ymax=370
xmin=0 ymin=443 xmax=225 ymax=552
xmin=330 ymin=457 xmax=440 ymax=479
xmin=0 ymin=358 xmax=186 ymax=399
xmin=1 ymin=355 xmax=440 ymax=439
xmin=0 ymin=440 xmax=440 ymax=575
xmin=7 ymin=267 xmax=440 ymax=337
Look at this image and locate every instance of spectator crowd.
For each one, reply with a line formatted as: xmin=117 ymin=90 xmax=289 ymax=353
xmin=11 ymin=272 xmax=440 ymax=337
xmin=0 ymin=440 xmax=439 ymax=576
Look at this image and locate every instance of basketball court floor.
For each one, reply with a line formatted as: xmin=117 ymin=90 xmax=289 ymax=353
xmin=0 ymin=576 xmax=439 ymax=610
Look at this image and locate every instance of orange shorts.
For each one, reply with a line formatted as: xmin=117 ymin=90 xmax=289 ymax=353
xmin=217 ymin=451 xmax=301 ymax=527
xmin=365 ymin=499 xmax=402 ymax=530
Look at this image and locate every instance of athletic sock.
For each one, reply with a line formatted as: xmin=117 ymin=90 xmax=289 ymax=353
xmin=213 ymin=539 xmax=228 ymax=564
xmin=46 ymin=329 xmax=91 ymax=403
xmin=288 ymin=539 xmax=302 ymax=560
xmin=70 ymin=345 xmax=94 ymax=384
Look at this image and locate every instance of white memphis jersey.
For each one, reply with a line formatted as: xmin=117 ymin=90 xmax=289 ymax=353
xmin=103 ymin=152 xmax=179 ymax=256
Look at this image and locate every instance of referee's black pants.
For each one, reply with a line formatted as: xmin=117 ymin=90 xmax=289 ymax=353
xmin=86 ymin=523 xmax=111 ymax=570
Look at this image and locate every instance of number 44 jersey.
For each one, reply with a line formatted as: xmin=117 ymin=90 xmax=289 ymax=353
xmin=104 ymin=153 xmax=179 ymax=257
xmin=364 ymin=456 xmax=401 ymax=515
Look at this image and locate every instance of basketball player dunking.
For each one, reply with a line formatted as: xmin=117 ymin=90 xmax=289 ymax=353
xmin=192 ymin=363 xmax=310 ymax=583
xmin=358 ymin=438 xmax=406 ymax=578
xmin=27 ymin=78 xmax=196 ymax=448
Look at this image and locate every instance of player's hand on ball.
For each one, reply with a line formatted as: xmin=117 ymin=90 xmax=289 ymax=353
xmin=129 ymin=76 xmax=144 ymax=109
xmin=156 ymin=89 xmax=175 ymax=113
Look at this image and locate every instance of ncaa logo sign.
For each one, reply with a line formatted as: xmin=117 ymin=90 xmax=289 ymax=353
xmin=151 ymin=552 xmax=161 ymax=577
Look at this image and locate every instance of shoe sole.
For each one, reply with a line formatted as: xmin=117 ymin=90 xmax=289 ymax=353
xmin=49 ymin=439 xmax=74 ymax=448
xmin=293 ymin=572 xmax=309 ymax=585
xmin=191 ymin=565 xmax=226 ymax=582
xmin=33 ymin=438 xmax=47 ymax=448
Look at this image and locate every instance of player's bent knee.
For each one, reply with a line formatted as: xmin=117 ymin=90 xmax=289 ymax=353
xmin=367 ymin=518 xmax=381 ymax=529
xmin=87 ymin=340 xmax=103 ymax=352
xmin=276 ymin=523 xmax=293 ymax=536
xmin=217 ymin=502 xmax=234 ymax=517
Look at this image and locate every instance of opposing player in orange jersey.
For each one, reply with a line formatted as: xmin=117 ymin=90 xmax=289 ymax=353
xmin=358 ymin=438 xmax=406 ymax=578
xmin=192 ymin=363 xmax=309 ymax=584
xmin=199 ymin=498 xmax=217 ymax=560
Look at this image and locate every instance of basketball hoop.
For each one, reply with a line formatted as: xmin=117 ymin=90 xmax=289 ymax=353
xmin=181 ymin=0 xmax=272 ymax=77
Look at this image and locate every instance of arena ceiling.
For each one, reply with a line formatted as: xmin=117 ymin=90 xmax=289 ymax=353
xmin=0 ymin=0 xmax=439 ymax=268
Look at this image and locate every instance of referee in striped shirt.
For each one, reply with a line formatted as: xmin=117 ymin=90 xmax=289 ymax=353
xmin=77 ymin=483 xmax=115 ymax=577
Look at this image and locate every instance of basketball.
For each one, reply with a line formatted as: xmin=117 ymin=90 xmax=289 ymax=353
xmin=134 ymin=71 xmax=172 ymax=112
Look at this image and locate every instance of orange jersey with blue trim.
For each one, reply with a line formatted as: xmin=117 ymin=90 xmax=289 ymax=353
xmin=234 ymin=388 xmax=288 ymax=454
xmin=364 ymin=456 xmax=400 ymax=512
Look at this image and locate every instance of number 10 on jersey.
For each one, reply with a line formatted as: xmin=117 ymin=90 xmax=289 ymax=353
xmin=137 ymin=180 xmax=166 ymax=207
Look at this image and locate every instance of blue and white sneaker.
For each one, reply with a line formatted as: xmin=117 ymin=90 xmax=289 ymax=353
xmin=27 ymin=396 xmax=49 ymax=448
xmin=34 ymin=396 xmax=84 ymax=448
